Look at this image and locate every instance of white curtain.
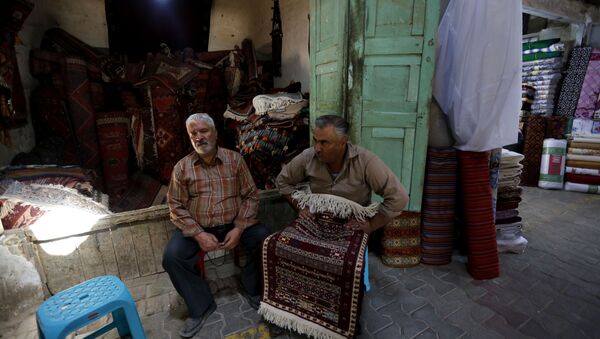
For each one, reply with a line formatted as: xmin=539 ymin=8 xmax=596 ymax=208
xmin=433 ymin=0 xmax=522 ymax=151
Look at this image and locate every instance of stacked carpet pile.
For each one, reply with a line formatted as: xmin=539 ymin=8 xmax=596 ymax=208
xmin=565 ymin=136 xmax=600 ymax=194
xmin=420 ymin=147 xmax=457 ymax=265
xmin=496 ymin=149 xmax=528 ymax=254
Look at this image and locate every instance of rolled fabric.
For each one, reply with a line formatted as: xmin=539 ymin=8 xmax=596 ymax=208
xmin=538 ymin=139 xmax=567 ymax=189
xmin=564 ymin=173 xmax=600 ymax=185
xmin=566 ymin=154 xmax=600 ymax=162
xmin=566 ymin=160 xmax=600 ymax=170
xmin=458 ymin=151 xmax=500 ymax=280
xmin=566 ymin=166 xmax=600 ymax=176
xmin=568 ymin=148 xmax=600 ymax=156
xmin=564 ymin=181 xmax=600 ymax=194
xmin=568 ymin=141 xmax=600 ymax=150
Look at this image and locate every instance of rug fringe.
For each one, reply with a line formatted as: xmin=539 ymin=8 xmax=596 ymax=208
xmin=292 ymin=190 xmax=379 ymax=221
xmin=258 ymin=302 xmax=345 ymax=339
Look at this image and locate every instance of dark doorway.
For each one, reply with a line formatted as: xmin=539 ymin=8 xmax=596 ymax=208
xmin=105 ymin=0 xmax=212 ymax=61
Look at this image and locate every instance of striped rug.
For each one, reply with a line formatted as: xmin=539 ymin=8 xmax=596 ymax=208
xmin=420 ymin=147 xmax=457 ymax=265
xmin=458 ymin=151 xmax=500 ymax=280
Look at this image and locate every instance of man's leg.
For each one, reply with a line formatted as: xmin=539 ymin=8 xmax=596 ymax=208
xmin=239 ymin=223 xmax=271 ymax=296
xmin=162 ymin=229 xmax=214 ymax=318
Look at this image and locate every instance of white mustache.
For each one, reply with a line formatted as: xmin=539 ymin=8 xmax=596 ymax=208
xmin=195 ymin=140 xmax=209 ymax=146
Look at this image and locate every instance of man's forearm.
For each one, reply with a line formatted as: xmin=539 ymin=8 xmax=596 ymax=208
xmin=368 ymin=212 xmax=392 ymax=232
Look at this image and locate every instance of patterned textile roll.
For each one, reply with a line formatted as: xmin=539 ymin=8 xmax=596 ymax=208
xmin=575 ymin=50 xmax=600 ymax=119
xmin=382 ymin=212 xmax=421 ymax=268
xmin=521 ymin=116 xmax=546 ymax=186
xmin=557 ymin=47 xmax=592 ymax=117
xmin=458 ymin=151 xmax=500 ymax=280
xmin=420 ymin=147 xmax=457 ymax=265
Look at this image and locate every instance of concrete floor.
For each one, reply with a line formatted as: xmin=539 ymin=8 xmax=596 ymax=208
xmin=2 ymin=187 xmax=599 ymax=338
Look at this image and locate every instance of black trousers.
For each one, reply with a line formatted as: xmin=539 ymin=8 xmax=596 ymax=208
xmin=162 ymin=223 xmax=270 ymax=318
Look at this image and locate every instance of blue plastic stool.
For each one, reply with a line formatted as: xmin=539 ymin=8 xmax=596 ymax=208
xmin=36 ymin=275 xmax=145 ymax=339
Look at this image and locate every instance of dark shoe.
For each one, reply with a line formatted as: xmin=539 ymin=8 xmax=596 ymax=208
xmin=240 ymin=290 xmax=261 ymax=310
xmin=178 ymin=301 xmax=217 ymax=338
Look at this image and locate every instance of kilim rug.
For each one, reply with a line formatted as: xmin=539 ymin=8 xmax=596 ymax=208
xmin=149 ymin=84 xmax=187 ymax=182
xmin=458 ymin=151 xmax=500 ymax=280
xmin=260 ymin=192 xmax=374 ymax=339
xmin=521 ymin=116 xmax=546 ymax=186
xmin=96 ymin=111 xmax=130 ymax=197
xmin=381 ymin=212 xmax=421 ymax=268
xmin=61 ymin=56 xmax=101 ymax=172
xmin=30 ymin=83 xmax=78 ymax=163
xmin=420 ymin=147 xmax=457 ymax=265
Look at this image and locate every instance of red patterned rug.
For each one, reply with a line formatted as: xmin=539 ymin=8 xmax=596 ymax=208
xmin=260 ymin=214 xmax=368 ymax=338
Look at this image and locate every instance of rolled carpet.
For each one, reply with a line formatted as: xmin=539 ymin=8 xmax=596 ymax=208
xmin=458 ymin=151 xmax=500 ymax=280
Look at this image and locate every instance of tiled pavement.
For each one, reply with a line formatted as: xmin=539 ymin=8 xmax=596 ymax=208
xmin=2 ymin=187 xmax=600 ymax=338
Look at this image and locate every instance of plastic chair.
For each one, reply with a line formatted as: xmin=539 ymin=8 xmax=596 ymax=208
xmin=36 ymin=275 xmax=145 ymax=339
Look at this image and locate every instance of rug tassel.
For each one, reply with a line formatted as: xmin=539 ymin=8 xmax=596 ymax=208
xmin=292 ymin=190 xmax=379 ymax=221
xmin=258 ymin=303 xmax=345 ymax=339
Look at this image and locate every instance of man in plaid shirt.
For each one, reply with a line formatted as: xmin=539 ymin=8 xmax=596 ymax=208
xmin=163 ymin=113 xmax=270 ymax=338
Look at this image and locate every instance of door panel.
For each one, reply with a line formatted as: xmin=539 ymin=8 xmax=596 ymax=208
xmin=311 ymin=0 xmax=439 ymax=212
xmin=310 ymin=0 xmax=348 ymax=126
xmin=352 ymin=0 xmax=439 ymax=211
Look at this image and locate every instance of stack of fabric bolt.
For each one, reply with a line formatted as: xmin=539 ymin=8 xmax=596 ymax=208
xmin=521 ymin=39 xmax=565 ymax=117
xmin=495 ymin=149 xmax=528 ymax=254
xmin=564 ymin=134 xmax=600 ymax=194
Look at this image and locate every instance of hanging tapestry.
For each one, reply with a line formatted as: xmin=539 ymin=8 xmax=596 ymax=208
xmin=148 ymin=84 xmax=187 ymax=182
xmin=259 ymin=191 xmax=374 ymax=339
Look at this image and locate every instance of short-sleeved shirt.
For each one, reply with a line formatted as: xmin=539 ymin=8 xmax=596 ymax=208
xmin=167 ymin=147 xmax=259 ymax=237
xmin=276 ymin=143 xmax=408 ymax=220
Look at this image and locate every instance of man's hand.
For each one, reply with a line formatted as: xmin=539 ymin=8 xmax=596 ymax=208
xmin=194 ymin=232 xmax=220 ymax=252
xmin=221 ymin=227 xmax=242 ymax=250
xmin=299 ymin=207 xmax=315 ymax=220
xmin=346 ymin=218 xmax=371 ymax=233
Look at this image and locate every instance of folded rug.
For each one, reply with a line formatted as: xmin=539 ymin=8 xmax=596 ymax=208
xmin=260 ymin=191 xmax=374 ymax=339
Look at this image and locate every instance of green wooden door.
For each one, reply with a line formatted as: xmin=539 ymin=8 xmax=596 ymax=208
xmin=310 ymin=0 xmax=439 ymax=212
xmin=309 ymin=0 xmax=348 ymax=127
